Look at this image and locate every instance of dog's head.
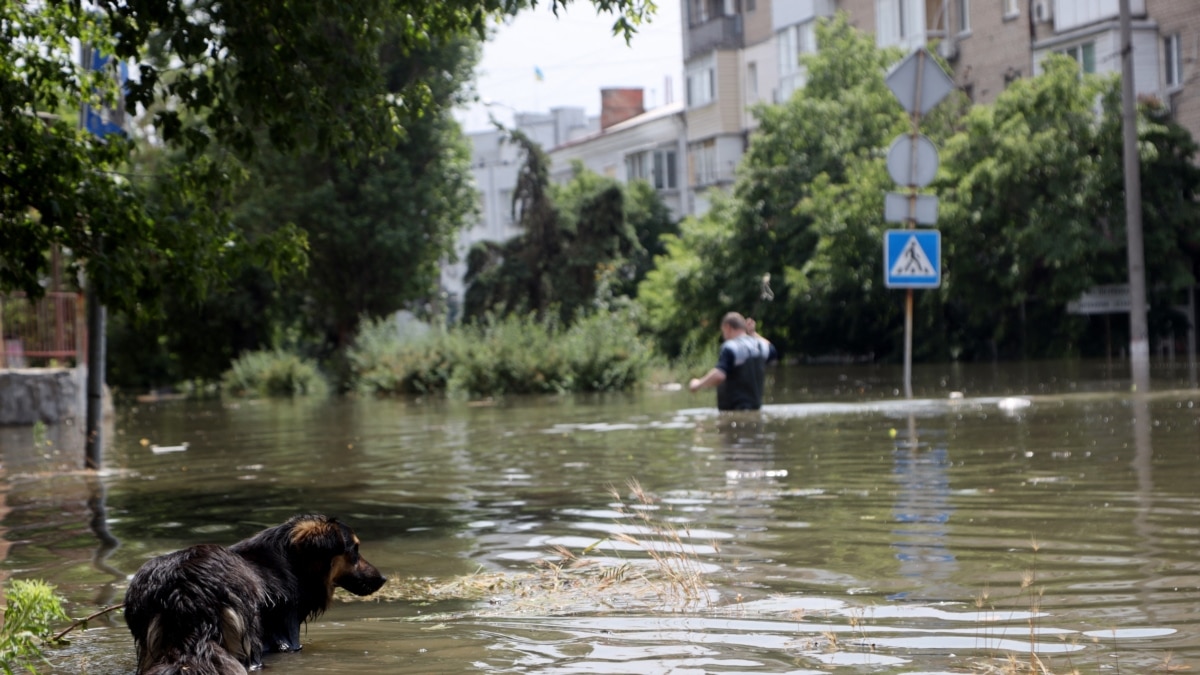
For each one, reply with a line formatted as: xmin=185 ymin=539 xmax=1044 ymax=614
xmin=287 ymin=515 xmax=387 ymax=599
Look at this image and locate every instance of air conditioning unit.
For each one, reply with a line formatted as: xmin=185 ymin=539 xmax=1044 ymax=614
xmin=1033 ymin=0 xmax=1053 ymax=23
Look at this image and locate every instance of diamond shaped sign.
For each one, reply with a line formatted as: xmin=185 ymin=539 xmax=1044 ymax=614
xmin=886 ymin=47 xmax=955 ymax=117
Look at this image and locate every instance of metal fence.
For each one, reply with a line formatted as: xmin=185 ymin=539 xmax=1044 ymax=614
xmin=0 ymin=292 xmax=86 ymax=368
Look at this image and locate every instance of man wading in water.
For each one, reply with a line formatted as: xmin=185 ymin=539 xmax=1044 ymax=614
xmin=689 ymin=312 xmax=771 ymax=411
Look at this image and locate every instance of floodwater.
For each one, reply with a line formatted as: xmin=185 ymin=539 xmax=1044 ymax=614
xmin=1 ymin=360 xmax=1198 ymax=674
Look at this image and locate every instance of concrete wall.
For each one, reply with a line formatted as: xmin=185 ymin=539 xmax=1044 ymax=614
xmin=0 ymin=368 xmax=86 ymax=425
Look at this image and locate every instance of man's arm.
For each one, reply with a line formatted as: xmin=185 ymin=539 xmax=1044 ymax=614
xmin=689 ymin=368 xmax=726 ymax=392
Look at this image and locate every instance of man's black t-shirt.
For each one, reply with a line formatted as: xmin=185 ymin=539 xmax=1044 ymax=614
xmin=715 ymin=335 xmax=769 ymax=411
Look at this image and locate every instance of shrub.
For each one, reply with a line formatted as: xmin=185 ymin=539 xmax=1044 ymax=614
xmin=349 ymin=311 xmax=656 ymax=398
xmin=346 ymin=318 xmax=457 ymax=395
xmin=0 ymin=579 xmax=69 ymax=674
xmin=562 ymin=312 xmax=652 ymax=391
xmin=221 ymin=349 xmax=329 ymax=397
xmin=447 ymin=313 xmax=571 ymax=397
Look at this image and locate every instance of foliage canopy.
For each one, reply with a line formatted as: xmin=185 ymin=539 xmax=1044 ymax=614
xmin=639 ymin=13 xmax=1199 ymax=363
xmin=2 ymin=0 xmax=656 ymax=317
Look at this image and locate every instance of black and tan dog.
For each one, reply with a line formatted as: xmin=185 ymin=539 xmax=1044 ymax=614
xmin=125 ymin=514 xmax=387 ymax=675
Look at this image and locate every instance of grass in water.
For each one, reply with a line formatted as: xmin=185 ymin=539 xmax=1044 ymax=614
xmin=361 ymin=478 xmax=713 ymax=615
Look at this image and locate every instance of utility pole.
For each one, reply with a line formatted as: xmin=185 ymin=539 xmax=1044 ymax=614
xmin=78 ymin=42 xmax=105 ymax=470
xmin=1119 ymin=0 xmax=1150 ymax=392
xmin=80 ymin=43 xmax=126 ymax=469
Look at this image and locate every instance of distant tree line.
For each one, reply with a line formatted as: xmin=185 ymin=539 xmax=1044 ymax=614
xmin=637 ymin=14 xmax=1200 ymax=364
xmin=1 ymin=0 xmax=656 ymax=393
xmin=4 ymin=3 xmax=1196 ymax=396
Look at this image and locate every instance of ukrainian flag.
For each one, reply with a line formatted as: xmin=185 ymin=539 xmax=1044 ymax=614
xmin=534 ymin=66 xmax=545 ymax=82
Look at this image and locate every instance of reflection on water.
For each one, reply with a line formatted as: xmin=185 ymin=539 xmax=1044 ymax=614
xmin=891 ymin=428 xmax=957 ymax=599
xmin=0 ymin=361 xmax=1197 ymax=674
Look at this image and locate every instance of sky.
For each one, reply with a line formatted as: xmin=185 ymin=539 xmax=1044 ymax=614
xmin=455 ymin=2 xmax=683 ymax=132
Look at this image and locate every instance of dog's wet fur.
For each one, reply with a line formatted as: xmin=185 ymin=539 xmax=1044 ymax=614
xmin=124 ymin=514 xmax=387 ymax=675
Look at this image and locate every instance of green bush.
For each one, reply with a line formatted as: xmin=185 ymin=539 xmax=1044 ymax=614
xmin=447 ymin=313 xmax=571 ymax=397
xmin=0 ymin=579 xmax=69 ymax=674
xmin=346 ymin=318 xmax=457 ymax=395
xmin=348 ymin=311 xmax=654 ymax=398
xmin=562 ymin=312 xmax=651 ymax=392
xmin=221 ymin=349 xmax=329 ymax=397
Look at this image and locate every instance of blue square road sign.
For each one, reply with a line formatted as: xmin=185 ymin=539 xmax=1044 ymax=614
xmin=885 ymin=230 xmax=941 ymax=288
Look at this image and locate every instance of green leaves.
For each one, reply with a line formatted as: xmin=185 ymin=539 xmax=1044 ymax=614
xmin=464 ymin=142 xmax=665 ymax=324
xmin=638 ymin=13 xmax=1198 ymax=363
xmin=0 ymin=579 xmax=70 ymax=674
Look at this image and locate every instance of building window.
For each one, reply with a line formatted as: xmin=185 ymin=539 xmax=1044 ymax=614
xmin=876 ymin=0 xmax=922 ymax=48
xmin=625 ymin=153 xmax=648 ymax=182
xmin=497 ymin=189 xmax=514 ymax=230
xmin=1060 ymin=42 xmax=1096 ymax=74
xmin=691 ymin=140 xmax=717 ymax=186
xmin=626 ymin=149 xmax=678 ymax=190
xmin=686 ymin=56 xmax=716 ymax=108
xmin=956 ymin=0 xmax=970 ymax=33
xmin=690 ymin=0 xmax=708 ymax=25
xmin=746 ymin=61 xmax=758 ymax=103
xmin=654 ymin=149 xmax=678 ymax=190
xmin=1003 ymin=0 xmax=1019 ymax=18
xmin=777 ymin=20 xmax=816 ymax=100
xmin=778 ymin=22 xmax=814 ymax=75
xmin=746 ymin=0 xmax=755 ymax=11
xmin=1164 ymin=33 xmax=1182 ymax=88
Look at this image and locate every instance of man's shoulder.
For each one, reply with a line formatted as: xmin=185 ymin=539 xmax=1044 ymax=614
xmin=734 ymin=334 xmax=770 ymax=356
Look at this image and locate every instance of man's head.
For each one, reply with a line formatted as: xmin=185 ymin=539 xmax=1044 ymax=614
xmin=720 ymin=312 xmax=747 ymax=340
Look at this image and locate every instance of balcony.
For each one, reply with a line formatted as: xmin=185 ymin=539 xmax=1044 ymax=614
xmin=687 ymin=15 xmax=743 ymax=60
xmin=1052 ymin=0 xmax=1145 ymax=33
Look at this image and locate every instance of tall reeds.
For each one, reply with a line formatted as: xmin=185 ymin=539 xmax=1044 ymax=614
xmin=606 ymin=478 xmax=711 ymax=607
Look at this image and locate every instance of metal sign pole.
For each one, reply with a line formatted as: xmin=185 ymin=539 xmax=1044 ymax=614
xmin=901 ymin=51 xmax=927 ymax=400
xmin=1118 ymin=0 xmax=1150 ymax=392
xmin=904 ymin=289 xmax=914 ymax=399
xmin=885 ymin=47 xmax=950 ymax=400
xmin=79 ymin=41 xmax=126 ymax=470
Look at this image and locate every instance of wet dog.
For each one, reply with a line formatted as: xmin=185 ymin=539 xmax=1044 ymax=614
xmin=125 ymin=514 xmax=387 ymax=674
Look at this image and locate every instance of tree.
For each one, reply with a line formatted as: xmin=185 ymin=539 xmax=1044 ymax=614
xmin=637 ymin=13 xmax=922 ymax=359
xmin=2 ymin=0 xmax=656 ymax=318
xmin=638 ymin=196 xmax=741 ymax=356
xmin=1094 ymin=94 xmax=1200 ymax=345
xmin=236 ymin=33 xmax=480 ymax=349
xmin=553 ymin=162 xmax=671 ymax=302
xmin=464 ymin=130 xmax=560 ymax=319
xmin=621 ymin=179 xmax=680 ymax=295
xmin=938 ymin=57 xmax=1114 ymax=358
xmin=463 ymin=143 xmax=651 ymax=322
xmin=105 ymin=30 xmax=481 ymax=388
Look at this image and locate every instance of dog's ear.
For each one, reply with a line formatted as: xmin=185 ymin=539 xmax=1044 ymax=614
xmin=287 ymin=515 xmax=351 ymax=556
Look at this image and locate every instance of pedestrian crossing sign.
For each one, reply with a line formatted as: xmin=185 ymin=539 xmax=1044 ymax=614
xmin=885 ymin=230 xmax=941 ymax=288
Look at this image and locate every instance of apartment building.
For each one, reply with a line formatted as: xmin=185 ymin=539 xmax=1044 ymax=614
xmin=682 ymin=0 xmax=840 ymax=212
xmin=548 ymin=95 xmax=690 ymax=220
xmin=678 ymin=0 xmax=1197 ymax=205
xmin=837 ymin=0 xmax=1198 ymax=141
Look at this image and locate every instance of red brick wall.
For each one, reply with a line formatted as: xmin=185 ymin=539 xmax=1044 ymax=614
xmin=600 ymin=88 xmax=646 ymax=130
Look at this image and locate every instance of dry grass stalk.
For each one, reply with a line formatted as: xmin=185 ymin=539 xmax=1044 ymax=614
xmin=606 ymin=478 xmax=711 ymax=606
xmin=350 ymin=478 xmax=714 ymax=615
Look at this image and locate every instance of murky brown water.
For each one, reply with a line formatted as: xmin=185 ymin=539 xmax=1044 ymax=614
xmin=1 ymin=360 xmax=1198 ymax=674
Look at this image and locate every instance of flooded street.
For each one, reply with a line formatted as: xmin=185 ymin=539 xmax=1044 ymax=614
xmin=1 ymin=360 xmax=1198 ymax=674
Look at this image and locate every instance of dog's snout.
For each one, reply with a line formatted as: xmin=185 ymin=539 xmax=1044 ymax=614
xmin=336 ymin=558 xmax=387 ymax=596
